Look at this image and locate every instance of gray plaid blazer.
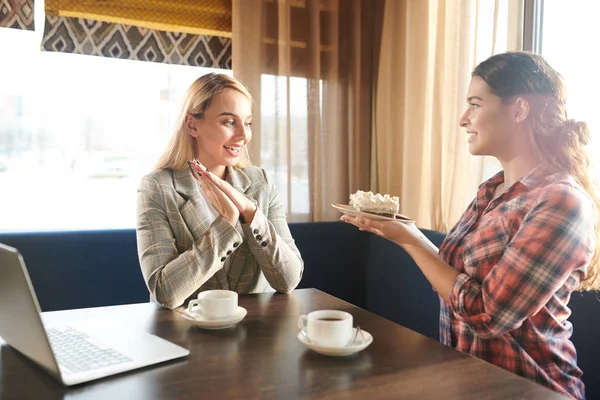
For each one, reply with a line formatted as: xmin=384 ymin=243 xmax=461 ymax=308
xmin=136 ymin=165 xmax=304 ymax=309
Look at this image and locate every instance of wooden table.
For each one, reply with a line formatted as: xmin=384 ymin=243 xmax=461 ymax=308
xmin=0 ymin=288 xmax=566 ymax=399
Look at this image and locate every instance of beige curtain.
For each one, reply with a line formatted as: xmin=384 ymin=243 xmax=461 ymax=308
xmin=233 ymin=0 xmax=384 ymax=222
xmin=374 ymin=0 xmax=523 ymax=231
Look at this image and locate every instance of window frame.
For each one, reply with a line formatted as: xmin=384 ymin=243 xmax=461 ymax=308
xmin=522 ymin=0 xmax=543 ymax=53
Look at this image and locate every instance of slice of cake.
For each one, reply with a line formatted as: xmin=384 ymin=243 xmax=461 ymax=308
xmin=349 ymin=190 xmax=400 ymax=217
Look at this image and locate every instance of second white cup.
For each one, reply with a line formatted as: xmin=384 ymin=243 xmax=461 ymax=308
xmin=297 ymin=310 xmax=353 ymax=347
xmin=187 ymin=290 xmax=238 ymax=319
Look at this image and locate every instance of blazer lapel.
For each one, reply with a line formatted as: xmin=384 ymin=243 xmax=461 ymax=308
xmin=173 ymin=168 xmax=229 ymax=289
xmin=173 ymin=168 xmax=201 ymax=201
xmin=226 ymin=166 xmax=252 ymax=194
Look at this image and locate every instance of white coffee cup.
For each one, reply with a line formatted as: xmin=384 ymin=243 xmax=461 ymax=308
xmin=297 ymin=310 xmax=353 ymax=347
xmin=187 ymin=290 xmax=238 ymax=320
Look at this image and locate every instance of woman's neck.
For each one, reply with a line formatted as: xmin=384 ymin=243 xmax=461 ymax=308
xmin=193 ymin=155 xmax=227 ymax=180
xmin=496 ymin=127 xmax=540 ymax=188
xmin=211 ymin=165 xmax=227 ymax=180
xmin=499 ymin=155 xmax=539 ymax=188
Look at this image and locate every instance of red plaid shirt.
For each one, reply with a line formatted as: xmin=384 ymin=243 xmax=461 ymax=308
xmin=439 ymin=166 xmax=595 ymax=400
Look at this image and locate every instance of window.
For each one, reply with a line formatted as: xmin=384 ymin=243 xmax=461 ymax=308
xmin=0 ymin=1 xmax=228 ymax=231
xmin=260 ymin=75 xmax=311 ymax=221
xmin=536 ymin=1 xmax=600 ymax=175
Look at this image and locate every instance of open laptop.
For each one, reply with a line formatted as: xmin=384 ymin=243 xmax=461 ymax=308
xmin=0 ymin=243 xmax=190 ymax=386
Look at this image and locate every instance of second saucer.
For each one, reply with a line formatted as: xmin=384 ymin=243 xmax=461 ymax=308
xmin=298 ymin=327 xmax=373 ymax=356
xmin=181 ymin=306 xmax=247 ymax=330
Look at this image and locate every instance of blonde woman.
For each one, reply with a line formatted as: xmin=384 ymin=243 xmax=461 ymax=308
xmin=136 ymin=73 xmax=303 ymax=309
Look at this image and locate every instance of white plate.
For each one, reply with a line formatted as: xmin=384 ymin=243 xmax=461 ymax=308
xmin=297 ymin=328 xmax=373 ymax=356
xmin=332 ymin=204 xmax=415 ymax=223
xmin=180 ymin=306 xmax=247 ymax=330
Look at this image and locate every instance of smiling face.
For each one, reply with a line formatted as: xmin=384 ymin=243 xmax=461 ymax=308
xmin=186 ymin=89 xmax=252 ymax=177
xmin=459 ymin=76 xmax=522 ymax=160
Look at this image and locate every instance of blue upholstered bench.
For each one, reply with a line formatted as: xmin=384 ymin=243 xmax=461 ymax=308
xmin=0 ymin=223 xmax=371 ymax=312
xmin=0 ymin=222 xmax=598 ymax=398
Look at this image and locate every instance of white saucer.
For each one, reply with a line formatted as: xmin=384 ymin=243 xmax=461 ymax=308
xmin=332 ymin=204 xmax=415 ymax=223
xmin=297 ymin=328 xmax=373 ymax=356
xmin=181 ymin=306 xmax=247 ymax=329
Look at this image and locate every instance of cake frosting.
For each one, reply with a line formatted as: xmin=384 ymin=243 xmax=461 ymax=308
xmin=349 ymin=190 xmax=399 ymax=215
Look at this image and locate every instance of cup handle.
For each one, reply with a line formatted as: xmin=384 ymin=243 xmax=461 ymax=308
xmin=187 ymin=299 xmax=200 ymax=314
xmin=297 ymin=314 xmax=308 ymax=332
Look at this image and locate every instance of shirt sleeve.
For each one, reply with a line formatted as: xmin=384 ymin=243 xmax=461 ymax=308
xmin=448 ymin=185 xmax=595 ymax=338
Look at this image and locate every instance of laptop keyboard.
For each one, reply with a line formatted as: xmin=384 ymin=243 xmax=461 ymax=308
xmin=47 ymin=326 xmax=132 ymax=375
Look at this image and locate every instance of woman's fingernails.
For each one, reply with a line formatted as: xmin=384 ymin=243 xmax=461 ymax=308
xmin=186 ymin=160 xmax=191 ymax=165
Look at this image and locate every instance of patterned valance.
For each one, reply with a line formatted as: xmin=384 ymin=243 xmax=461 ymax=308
xmin=41 ymin=0 xmax=232 ymax=69
xmin=0 ymin=0 xmax=34 ymax=30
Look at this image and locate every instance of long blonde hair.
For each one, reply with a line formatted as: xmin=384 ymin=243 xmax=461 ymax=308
xmin=155 ymin=73 xmax=253 ymax=171
xmin=474 ymin=52 xmax=600 ymax=291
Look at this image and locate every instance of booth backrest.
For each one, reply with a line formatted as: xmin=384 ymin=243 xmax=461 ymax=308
xmin=566 ymin=291 xmax=600 ymax=400
xmin=0 ymin=222 xmax=371 ymax=312
xmin=291 ymin=222 xmax=370 ymax=308
xmin=366 ymin=230 xmax=446 ymax=341
xmin=0 ymin=230 xmax=147 ymax=311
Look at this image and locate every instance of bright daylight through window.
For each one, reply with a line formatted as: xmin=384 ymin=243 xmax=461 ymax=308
xmin=539 ymin=1 xmax=600 ymax=175
xmin=0 ymin=2 xmax=227 ymax=231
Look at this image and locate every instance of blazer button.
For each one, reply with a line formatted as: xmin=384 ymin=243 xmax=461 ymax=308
xmin=221 ymin=257 xmax=227 ymax=262
xmin=256 ymin=235 xmax=262 ymax=241
xmin=261 ymin=241 xmax=268 ymax=247
xmin=226 ymin=250 xmax=233 ymax=255
xmin=253 ymin=229 xmax=259 ymax=234
xmin=233 ymin=242 xmax=239 ymax=248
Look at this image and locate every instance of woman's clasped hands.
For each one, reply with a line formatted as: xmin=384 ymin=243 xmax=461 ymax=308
xmin=188 ymin=158 xmax=257 ymax=226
